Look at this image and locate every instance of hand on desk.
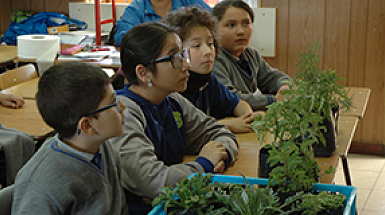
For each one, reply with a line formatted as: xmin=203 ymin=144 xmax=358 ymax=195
xmin=0 ymin=93 xmax=25 ymax=109
xmin=199 ymin=141 xmax=228 ymax=172
xmin=276 ymin=84 xmax=290 ymax=102
xmin=219 ymin=111 xmax=265 ymax=133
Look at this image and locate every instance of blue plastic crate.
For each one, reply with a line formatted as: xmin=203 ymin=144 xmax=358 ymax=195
xmin=149 ymin=173 xmax=357 ymax=215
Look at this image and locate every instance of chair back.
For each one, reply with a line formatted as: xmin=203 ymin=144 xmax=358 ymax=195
xmin=0 ymin=185 xmax=14 ymax=215
xmin=0 ymin=64 xmax=38 ymax=90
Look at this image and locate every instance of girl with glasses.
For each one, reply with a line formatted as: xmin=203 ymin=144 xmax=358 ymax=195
xmin=110 ymin=22 xmax=238 ymax=215
xmin=211 ymin=0 xmax=292 ymax=111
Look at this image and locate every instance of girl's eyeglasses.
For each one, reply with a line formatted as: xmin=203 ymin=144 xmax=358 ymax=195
xmin=150 ymin=49 xmax=189 ymax=69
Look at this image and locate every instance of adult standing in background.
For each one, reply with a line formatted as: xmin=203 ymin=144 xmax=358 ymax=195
xmin=114 ymin=0 xmax=212 ymax=46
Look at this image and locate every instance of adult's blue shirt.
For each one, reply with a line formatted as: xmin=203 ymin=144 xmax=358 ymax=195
xmin=181 ymin=74 xmax=240 ymax=120
xmin=114 ymin=0 xmax=211 ymax=46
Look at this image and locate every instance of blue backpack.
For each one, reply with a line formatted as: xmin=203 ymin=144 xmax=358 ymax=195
xmin=3 ymin=12 xmax=87 ymax=45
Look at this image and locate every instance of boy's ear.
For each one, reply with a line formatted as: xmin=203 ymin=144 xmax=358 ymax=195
xmin=77 ymin=117 xmax=97 ymax=136
xmin=135 ymin=64 xmax=152 ymax=84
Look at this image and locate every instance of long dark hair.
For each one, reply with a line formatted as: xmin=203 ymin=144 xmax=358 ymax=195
xmin=111 ymin=22 xmax=178 ymax=89
xmin=212 ymin=0 xmax=254 ymax=23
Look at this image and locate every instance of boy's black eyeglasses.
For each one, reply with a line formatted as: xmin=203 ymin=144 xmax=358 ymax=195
xmin=83 ymin=101 xmax=120 ymax=117
xmin=150 ymin=49 xmax=189 ymax=69
xmin=82 ymin=94 xmax=120 ymax=118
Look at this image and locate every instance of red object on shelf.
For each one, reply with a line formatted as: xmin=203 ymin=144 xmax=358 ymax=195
xmin=95 ymin=0 xmax=116 ymax=46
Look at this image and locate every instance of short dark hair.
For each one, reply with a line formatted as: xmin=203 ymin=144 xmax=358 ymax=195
xmin=212 ymin=0 xmax=254 ymax=23
xmin=36 ymin=62 xmax=109 ymax=138
xmin=112 ymin=22 xmax=178 ymax=89
xmin=161 ymin=6 xmax=220 ymax=59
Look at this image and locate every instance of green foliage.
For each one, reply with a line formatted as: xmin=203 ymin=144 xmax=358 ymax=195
xmin=152 ymin=173 xmax=224 ymax=215
xmin=252 ymin=39 xmax=352 ymax=194
xmin=291 ymin=191 xmax=347 ymax=214
xmin=214 ymin=174 xmax=289 ymax=215
xmin=296 ymin=39 xmax=352 ymax=119
xmin=152 ymin=173 xmax=292 ymax=215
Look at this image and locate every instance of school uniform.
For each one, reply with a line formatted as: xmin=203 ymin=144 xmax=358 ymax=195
xmin=211 ymin=47 xmax=291 ymax=110
xmin=114 ymin=0 xmax=211 ymax=46
xmin=111 ymin=88 xmax=238 ymax=214
xmin=181 ymin=71 xmax=239 ymax=119
xmin=12 ymin=134 xmax=128 ymax=215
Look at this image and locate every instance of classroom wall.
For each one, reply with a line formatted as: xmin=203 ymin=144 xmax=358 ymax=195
xmin=261 ymin=0 xmax=385 ymax=154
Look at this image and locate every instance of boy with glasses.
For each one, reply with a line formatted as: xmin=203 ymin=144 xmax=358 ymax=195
xmin=12 ymin=62 xmax=129 ymax=215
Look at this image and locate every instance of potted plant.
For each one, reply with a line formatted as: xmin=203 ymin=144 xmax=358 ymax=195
xmin=151 ymin=173 xmax=292 ymax=215
xmin=251 ymin=39 xmax=352 ymax=209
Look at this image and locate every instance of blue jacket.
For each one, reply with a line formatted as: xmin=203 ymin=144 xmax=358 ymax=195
xmin=114 ymin=0 xmax=211 ymax=46
xmin=181 ymin=73 xmax=240 ymax=120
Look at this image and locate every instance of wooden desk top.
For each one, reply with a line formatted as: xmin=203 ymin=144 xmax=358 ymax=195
xmin=184 ymin=115 xmax=360 ymax=184
xmin=337 ymin=116 xmax=359 ymax=157
xmin=340 ymin=87 xmax=371 ymax=118
xmin=0 ymin=99 xmax=52 ymax=136
xmin=1 ymin=78 xmax=39 ymax=99
xmin=0 ymin=46 xmax=17 ymax=64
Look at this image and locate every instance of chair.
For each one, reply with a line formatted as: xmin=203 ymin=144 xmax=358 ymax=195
xmin=0 ymin=185 xmax=14 ymax=215
xmin=0 ymin=64 xmax=38 ymax=90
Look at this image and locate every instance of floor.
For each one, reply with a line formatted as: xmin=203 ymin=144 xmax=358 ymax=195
xmin=334 ymin=153 xmax=385 ymax=215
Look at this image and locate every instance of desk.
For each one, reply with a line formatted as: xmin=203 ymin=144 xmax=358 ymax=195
xmin=0 ymin=99 xmax=52 ymax=136
xmin=1 ymin=78 xmax=38 ymax=99
xmin=184 ymin=116 xmax=358 ymax=184
xmin=341 ymin=87 xmax=371 ymax=118
xmin=337 ymin=116 xmax=359 ymax=186
xmin=14 ymin=44 xmax=121 ymax=69
xmin=0 ymin=46 xmax=17 ymax=65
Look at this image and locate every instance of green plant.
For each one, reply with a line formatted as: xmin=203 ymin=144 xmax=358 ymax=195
xmin=291 ymin=191 xmax=347 ymax=214
xmin=214 ymin=174 xmax=289 ymax=215
xmin=252 ymin=39 xmax=352 ymax=194
xmin=152 ymin=173 xmax=293 ymax=215
xmin=152 ymin=173 xmax=225 ymax=215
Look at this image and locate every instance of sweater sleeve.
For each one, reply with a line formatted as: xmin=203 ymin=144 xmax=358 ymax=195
xmin=211 ymin=48 xmax=291 ymax=110
xmin=13 ymin=181 xmax=61 ymax=214
xmin=169 ymin=93 xmax=238 ymax=163
xmin=251 ymin=48 xmax=291 ymax=95
xmin=111 ymin=95 xmax=237 ymax=199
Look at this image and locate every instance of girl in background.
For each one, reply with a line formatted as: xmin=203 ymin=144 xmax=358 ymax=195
xmin=212 ymin=0 xmax=292 ymax=111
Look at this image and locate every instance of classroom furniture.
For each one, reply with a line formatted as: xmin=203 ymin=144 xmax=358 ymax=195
xmin=0 ymin=64 xmax=38 ymax=90
xmin=0 ymin=99 xmax=52 ymax=137
xmin=1 ymin=78 xmax=39 ymax=99
xmin=340 ymin=87 xmax=371 ymax=118
xmin=183 ymin=116 xmax=358 ymax=184
xmin=0 ymin=46 xmax=17 ymax=66
xmin=14 ymin=44 xmax=121 ymax=69
xmin=95 ymin=0 xmax=117 ymax=46
xmin=337 ymin=117 xmax=359 ymax=186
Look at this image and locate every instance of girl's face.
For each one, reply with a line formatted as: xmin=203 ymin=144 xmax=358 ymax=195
xmin=151 ymin=33 xmax=191 ymax=94
xmin=183 ymin=26 xmax=215 ymax=74
xmin=217 ymin=6 xmax=253 ymax=57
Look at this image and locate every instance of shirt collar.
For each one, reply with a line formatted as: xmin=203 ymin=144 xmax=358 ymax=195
xmin=55 ymin=135 xmax=95 ymax=162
